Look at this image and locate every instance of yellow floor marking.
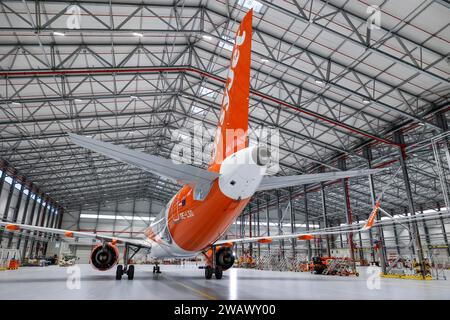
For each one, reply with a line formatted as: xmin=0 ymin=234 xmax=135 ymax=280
xmin=162 ymin=275 xmax=218 ymax=300
xmin=174 ymin=280 xmax=218 ymax=300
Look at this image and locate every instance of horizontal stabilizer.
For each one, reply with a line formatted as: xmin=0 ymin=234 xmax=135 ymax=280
xmin=69 ymin=133 xmax=218 ymax=186
xmin=257 ymin=168 xmax=384 ymax=192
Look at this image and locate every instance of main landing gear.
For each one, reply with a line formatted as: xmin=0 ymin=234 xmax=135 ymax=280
xmin=203 ymin=245 xmax=223 ymax=280
xmin=116 ymin=244 xmax=141 ymax=280
xmin=204 ymin=266 xmax=223 ymax=280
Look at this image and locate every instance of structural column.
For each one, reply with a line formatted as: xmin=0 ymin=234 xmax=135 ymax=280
xmin=303 ymin=185 xmax=312 ymax=261
xmin=363 ymin=146 xmax=387 ymax=273
xmin=30 ymin=194 xmax=45 ymax=258
xmin=0 ymin=175 xmax=17 ymax=246
xmin=393 ymin=131 xmax=426 ymax=278
xmin=320 ymin=181 xmax=331 ymax=257
xmin=436 ymin=204 xmax=450 ymax=256
xmin=7 ymin=183 xmax=25 ymax=248
xmin=265 ymin=192 xmax=271 ymax=253
xmin=392 ymin=220 xmax=402 ymax=256
xmin=16 ymin=184 xmax=32 ymax=250
xmin=22 ymin=188 xmax=39 ymax=260
xmin=355 ymin=215 xmax=365 ymax=261
xmin=35 ymin=199 xmax=49 ymax=257
xmin=0 ymin=169 xmax=6 ymax=201
xmin=276 ymin=190 xmax=285 ymax=257
xmin=248 ymin=204 xmax=253 ymax=257
xmin=434 ymin=112 xmax=450 ymax=257
xmin=288 ymin=188 xmax=296 ymax=258
xmin=420 ymin=206 xmax=431 ymax=253
xmin=338 ymin=158 xmax=357 ymax=272
xmin=256 ymin=198 xmax=261 ymax=261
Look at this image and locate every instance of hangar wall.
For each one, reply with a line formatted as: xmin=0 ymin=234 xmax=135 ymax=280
xmin=0 ymin=170 xmax=61 ymax=259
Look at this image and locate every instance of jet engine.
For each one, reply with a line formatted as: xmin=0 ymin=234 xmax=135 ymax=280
xmin=90 ymin=243 xmax=119 ymax=271
xmin=215 ymin=247 xmax=235 ymax=270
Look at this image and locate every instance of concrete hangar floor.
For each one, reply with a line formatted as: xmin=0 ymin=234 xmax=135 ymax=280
xmin=0 ymin=264 xmax=449 ymax=300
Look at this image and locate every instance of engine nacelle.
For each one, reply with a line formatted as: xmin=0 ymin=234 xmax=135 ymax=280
xmin=215 ymin=247 xmax=235 ymax=270
xmin=90 ymin=243 xmax=119 ymax=271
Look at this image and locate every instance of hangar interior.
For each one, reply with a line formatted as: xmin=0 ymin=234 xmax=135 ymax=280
xmin=0 ymin=0 xmax=450 ymax=299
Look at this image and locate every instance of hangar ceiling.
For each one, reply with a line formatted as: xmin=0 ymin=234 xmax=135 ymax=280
xmin=0 ymin=0 xmax=449 ymax=223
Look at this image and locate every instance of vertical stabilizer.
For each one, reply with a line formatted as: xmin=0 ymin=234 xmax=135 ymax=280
xmin=209 ymin=10 xmax=253 ymax=172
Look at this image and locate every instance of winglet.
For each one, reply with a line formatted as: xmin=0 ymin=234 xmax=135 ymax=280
xmin=362 ymin=201 xmax=380 ymax=230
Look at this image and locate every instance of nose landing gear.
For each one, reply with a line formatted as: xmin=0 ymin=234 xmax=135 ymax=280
xmin=116 ymin=244 xmax=141 ymax=280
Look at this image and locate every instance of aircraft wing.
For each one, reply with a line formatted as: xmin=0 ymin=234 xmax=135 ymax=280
xmin=0 ymin=221 xmax=150 ymax=247
xmin=68 ymin=133 xmax=219 ymax=186
xmin=256 ymin=168 xmax=384 ymax=192
xmin=214 ymin=201 xmax=381 ymax=246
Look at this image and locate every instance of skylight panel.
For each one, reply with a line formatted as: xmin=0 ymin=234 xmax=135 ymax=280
xmin=219 ymin=35 xmax=234 ymax=51
xmin=238 ymin=0 xmax=264 ymax=13
xmin=199 ymin=87 xmax=215 ymax=97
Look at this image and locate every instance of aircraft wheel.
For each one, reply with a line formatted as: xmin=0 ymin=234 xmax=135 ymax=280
xmin=127 ymin=265 xmax=134 ymax=280
xmin=116 ymin=265 xmax=123 ymax=280
xmin=205 ymin=266 xmax=213 ymax=279
xmin=215 ymin=267 xmax=223 ymax=280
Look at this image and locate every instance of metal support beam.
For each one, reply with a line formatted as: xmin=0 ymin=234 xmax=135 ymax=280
xmin=248 ymin=204 xmax=253 ymax=258
xmin=434 ymin=114 xmax=450 ymax=256
xmin=338 ymin=158 xmax=357 ymax=273
xmin=393 ymin=131 xmax=427 ymax=278
xmin=256 ymin=198 xmax=261 ymax=261
xmin=265 ymin=193 xmax=271 ymax=253
xmin=35 ymin=200 xmax=49 ymax=257
xmin=276 ymin=190 xmax=285 ymax=258
xmin=16 ymin=185 xmax=32 ymax=250
xmin=392 ymin=221 xmax=402 ymax=256
xmin=0 ymin=175 xmax=16 ymax=246
xmin=363 ymin=146 xmax=387 ymax=273
xmin=420 ymin=206 xmax=432 ymax=252
xmin=21 ymin=190 xmax=38 ymax=260
xmin=7 ymin=183 xmax=25 ymax=248
xmin=320 ymin=181 xmax=331 ymax=257
xmin=436 ymin=204 xmax=450 ymax=256
xmin=0 ymin=170 xmax=6 ymax=201
xmin=303 ymin=185 xmax=312 ymax=261
xmin=29 ymin=199 xmax=44 ymax=258
xmin=356 ymin=215 xmax=365 ymax=262
xmin=288 ymin=188 xmax=296 ymax=258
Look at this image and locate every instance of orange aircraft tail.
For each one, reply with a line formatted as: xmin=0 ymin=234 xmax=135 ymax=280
xmin=209 ymin=9 xmax=253 ymax=172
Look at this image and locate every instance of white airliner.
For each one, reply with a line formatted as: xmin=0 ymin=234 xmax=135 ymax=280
xmin=0 ymin=9 xmax=384 ymax=280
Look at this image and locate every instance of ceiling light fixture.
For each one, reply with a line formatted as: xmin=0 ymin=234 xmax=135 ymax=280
xmin=53 ymin=31 xmax=65 ymax=36
xmin=133 ymin=32 xmax=143 ymax=37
